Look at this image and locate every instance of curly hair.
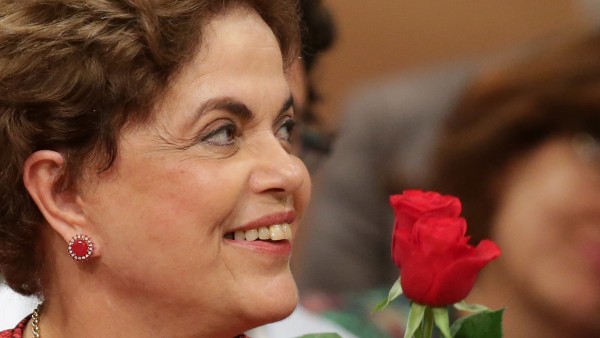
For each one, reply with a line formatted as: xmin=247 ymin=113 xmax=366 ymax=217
xmin=0 ymin=0 xmax=299 ymax=296
xmin=432 ymin=32 xmax=600 ymax=243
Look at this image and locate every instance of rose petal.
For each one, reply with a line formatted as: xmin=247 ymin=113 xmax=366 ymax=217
xmin=413 ymin=242 xmax=501 ymax=306
xmin=390 ymin=191 xmax=462 ymax=227
xmin=391 ymin=224 xmax=412 ymax=268
xmin=390 ymin=190 xmax=464 ymax=268
xmin=413 ymin=217 xmax=467 ymax=246
xmin=474 ymin=239 xmax=502 ymax=261
xmin=400 ymin=250 xmax=436 ymax=303
xmin=390 ymin=190 xmax=502 ymax=306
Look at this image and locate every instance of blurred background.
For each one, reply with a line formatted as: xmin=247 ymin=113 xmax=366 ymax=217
xmin=313 ymin=0 xmax=598 ymax=131
xmin=294 ymin=1 xmax=600 ymax=336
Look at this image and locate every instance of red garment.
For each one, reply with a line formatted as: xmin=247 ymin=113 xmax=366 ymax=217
xmin=0 ymin=316 xmax=28 ymax=338
xmin=0 ymin=316 xmax=249 ymax=338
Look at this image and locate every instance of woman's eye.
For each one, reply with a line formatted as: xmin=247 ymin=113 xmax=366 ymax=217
xmin=276 ymin=118 xmax=296 ymax=143
xmin=201 ymin=123 xmax=237 ymax=146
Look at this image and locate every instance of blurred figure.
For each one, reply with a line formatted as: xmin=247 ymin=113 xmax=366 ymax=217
xmin=290 ymin=0 xmax=337 ymax=171
xmin=296 ymin=62 xmax=478 ymax=293
xmin=433 ymin=32 xmax=600 ymax=338
xmin=294 ymin=34 xmax=581 ymax=294
xmin=294 ymin=58 xmax=485 ymax=338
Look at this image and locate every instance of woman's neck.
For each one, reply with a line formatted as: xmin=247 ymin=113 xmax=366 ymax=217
xmin=37 ymin=288 xmax=243 ymax=338
xmin=38 ymin=256 xmax=244 ymax=338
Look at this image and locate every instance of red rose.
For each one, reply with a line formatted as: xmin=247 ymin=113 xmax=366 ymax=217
xmin=390 ymin=190 xmax=462 ymax=267
xmin=390 ymin=190 xmax=501 ymax=307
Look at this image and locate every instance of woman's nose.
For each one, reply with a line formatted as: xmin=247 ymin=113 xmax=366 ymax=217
xmin=248 ymin=136 xmax=307 ymax=197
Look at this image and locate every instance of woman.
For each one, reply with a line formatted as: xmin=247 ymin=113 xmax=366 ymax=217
xmin=0 ymin=1 xmax=310 ymax=337
xmin=432 ymin=33 xmax=600 ymax=338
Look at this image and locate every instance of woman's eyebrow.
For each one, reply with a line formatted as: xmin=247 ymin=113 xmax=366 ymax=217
xmin=190 ymin=94 xmax=294 ymax=127
xmin=195 ymin=97 xmax=253 ymax=122
xmin=279 ymin=95 xmax=294 ymax=117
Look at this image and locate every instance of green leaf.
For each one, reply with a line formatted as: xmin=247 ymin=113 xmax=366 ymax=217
xmin=296 ymin=333 xmax=342 ymax=338
xmin=404 ymin=303 xmax=427 ymax=338
xmin=373 ymin=278 xmax=403 ymax=313
xmin=432 ymin=307 xmax=451 ymax=338
xmin=453 ymin=300 xmax=492 ymax=314
xmin=450 ymin=309 xmax=504 ymax=338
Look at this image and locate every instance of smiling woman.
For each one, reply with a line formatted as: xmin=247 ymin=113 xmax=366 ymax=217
xmin=0 ymin=1 xmax=308 ymax=338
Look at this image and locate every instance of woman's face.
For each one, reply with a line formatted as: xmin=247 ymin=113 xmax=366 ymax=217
xmin=77 ymin=7 xmax=310 ymax=332
xmin=490 ymin=135 xmax=600 ymax=329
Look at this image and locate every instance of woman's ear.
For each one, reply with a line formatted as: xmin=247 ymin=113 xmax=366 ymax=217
xmin=22 ymin=150 xmax=89 ymax=246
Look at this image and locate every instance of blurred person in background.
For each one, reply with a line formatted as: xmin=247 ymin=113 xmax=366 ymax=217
xmin=432 ymin=32 xmax=600 ymax=338
xmin=289 ymin=0 xmax=337 ymax=172
xmin=295 ymin=56 xmax=483 ymax=338
xmin=296 ymin=61 xmax=479 ymax=293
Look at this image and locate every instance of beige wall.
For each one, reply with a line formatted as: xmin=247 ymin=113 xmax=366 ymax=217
xmin=314 ymin=0 xmax=591 ymax=130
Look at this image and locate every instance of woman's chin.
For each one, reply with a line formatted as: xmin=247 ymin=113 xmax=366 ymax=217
xmin=244 ymin=277 xmax=298 ymax=327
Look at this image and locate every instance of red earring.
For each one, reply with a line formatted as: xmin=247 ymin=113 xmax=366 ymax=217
xmin=68 ymin=234 xmax=94 ymax=261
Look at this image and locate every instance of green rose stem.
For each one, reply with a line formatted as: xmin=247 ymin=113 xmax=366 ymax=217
xmin=423 ymin=307 xmax=434 ymax=338
xmin=401 ymin=303 xmax=451 ymax=338
xmin=404 ymin=303 xmax=451 ymax=338
xmin=373 ymin=280 xmax=454 ymax=338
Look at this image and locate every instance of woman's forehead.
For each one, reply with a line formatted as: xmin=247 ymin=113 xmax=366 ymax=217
xmin=151 ymin=7 xmax=290 ymax=127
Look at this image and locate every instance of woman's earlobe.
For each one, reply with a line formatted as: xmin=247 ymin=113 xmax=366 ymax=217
xmin=22 ymin=150 xmax=89 ymax=246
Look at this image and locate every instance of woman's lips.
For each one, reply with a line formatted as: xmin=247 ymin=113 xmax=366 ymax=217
xmin=224 ymin=237 xmax=292 ymax=255
xmin=223 ymin=211 xmax=296 ymax=255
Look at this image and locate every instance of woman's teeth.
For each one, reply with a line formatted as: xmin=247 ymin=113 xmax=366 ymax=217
xmin=229 ymin=224 xmax=292 ymax=241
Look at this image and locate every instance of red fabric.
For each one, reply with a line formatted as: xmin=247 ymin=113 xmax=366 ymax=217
xmin=0 ymin=316 xmax=249 ymax=338
xmin=0 ymin=316 xmax=29 ymax=338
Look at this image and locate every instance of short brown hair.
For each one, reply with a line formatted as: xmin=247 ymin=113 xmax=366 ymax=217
xmin=0 ymin=0 xmax=299 ymax=296
xmin=432 ymin=32 xmax=600 ymax=243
